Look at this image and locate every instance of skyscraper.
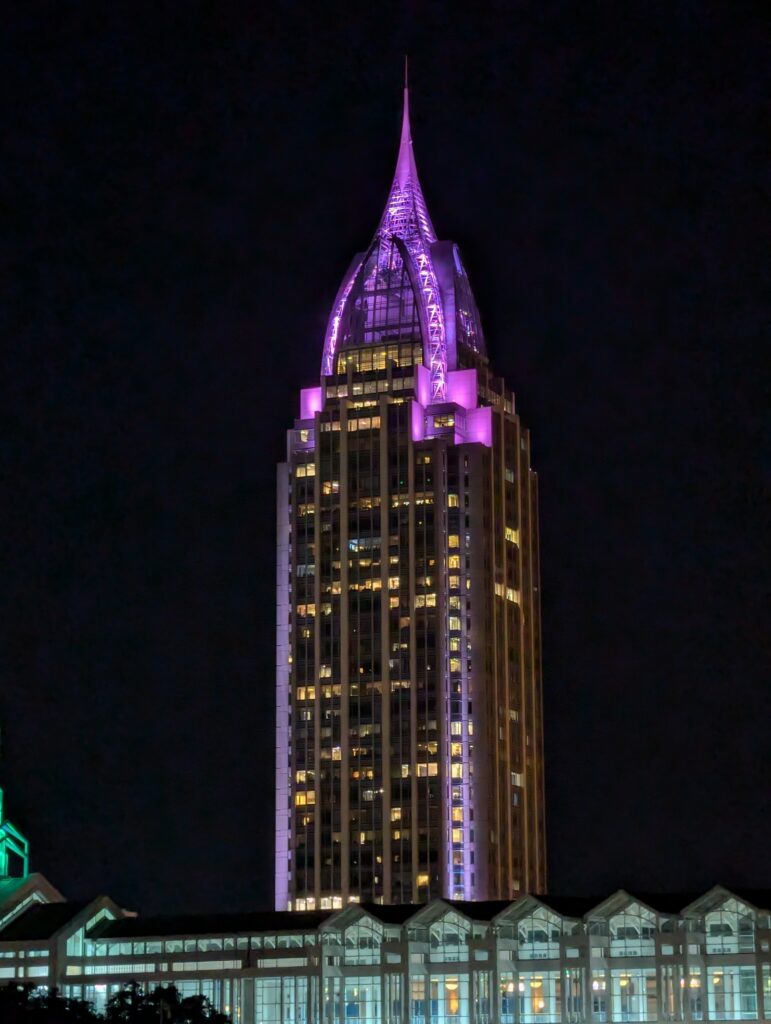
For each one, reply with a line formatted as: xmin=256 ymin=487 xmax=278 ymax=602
xmin=275 ymin=82 xmax=545 ymax=911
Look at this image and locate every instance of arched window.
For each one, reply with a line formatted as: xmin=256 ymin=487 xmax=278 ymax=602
xmin=705 ymin=898 xmax=754 ymax=954
xmin=609 ymin=904 xmax=656 ymax=957
xmin=343 ymin=918 xmax=383 ymax=965
xmin=338 ymin=238 xmax=424 ymax=356
xmin=429 ymin=911 xmax=470 ymax=963
xmin=517 ymin=907 xmax=562 ymax=959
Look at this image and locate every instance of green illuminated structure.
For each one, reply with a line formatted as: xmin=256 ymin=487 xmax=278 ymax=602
xmin=0 ymin=788 xmax=29 ymax=879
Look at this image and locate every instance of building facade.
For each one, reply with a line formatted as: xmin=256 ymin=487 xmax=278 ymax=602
xmin=276 ymin=85 xmax=546 ymax=911
xmin=1 ymin=874 xmax=770 ymax=1023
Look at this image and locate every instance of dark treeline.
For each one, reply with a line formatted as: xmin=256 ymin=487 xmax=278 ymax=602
xmin=0 ymin=982 xmax=230 ymax=1023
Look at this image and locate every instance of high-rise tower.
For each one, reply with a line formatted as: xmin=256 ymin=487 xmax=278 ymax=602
xmin=275 ymin=82 xmax=545 ymax=910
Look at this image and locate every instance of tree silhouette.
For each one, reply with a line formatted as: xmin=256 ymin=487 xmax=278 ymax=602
xmin=0 ymin=983 xmax=230 ymax=1023
xmin=104 ymin=983 xmax=229 ymax=1024
xmin=0 ymin=983 xmax=100 ymax=1022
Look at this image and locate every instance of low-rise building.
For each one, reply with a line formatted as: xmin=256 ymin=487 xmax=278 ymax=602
xmin=0 ymin=873 xmax=769 ymax=1021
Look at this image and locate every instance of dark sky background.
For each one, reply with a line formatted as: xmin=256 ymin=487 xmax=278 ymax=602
xmin=2 ymin=3 xmax=769 ymax=915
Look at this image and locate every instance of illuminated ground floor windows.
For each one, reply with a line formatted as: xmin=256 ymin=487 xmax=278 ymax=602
xmin=1 ymin=880 xmax=770 ymax=1023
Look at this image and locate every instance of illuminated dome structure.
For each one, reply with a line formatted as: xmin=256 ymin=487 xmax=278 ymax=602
xmin=321 ymin=82 xmax=486 ymax=403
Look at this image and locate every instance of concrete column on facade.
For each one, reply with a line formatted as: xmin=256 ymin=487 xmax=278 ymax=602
xmin=499 ymin=408 xmax=516 ymax=898
xmin=585 ymin=953 xmax=601 ymax=1024
xmin=242 ymin=976 xmax=254 ymax=1024
xmin=490 ymin=934 xmax=500 ymax=1024
xmin=466 ymin=444 xmax=488 ymax=900
xmin=435 ymin=437 xmax=449 ymax=898
xmin=379 ymin=394 xmax=391 ymax=903
xmin=400 ymin=938 xmax=410 ymax=1024
xmin=407 ymin=432 xmax=419 ymax=902
xmin=339 ymin=401 xmax=350 ymax=904
xmin=313 ymin=415 xmax=323 ymax=903
xmin=307 ymin=966 xmax=315 ymax=1024
xmin=755 ymin=956 xmax=765 ymax=1021
xmin=516 ymin=423 xmax=531 ymax=897
xmin=275 ymin=463 xmax=292 ymax=911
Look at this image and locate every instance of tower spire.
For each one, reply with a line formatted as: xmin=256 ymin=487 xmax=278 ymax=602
xmin=379 ymin=64 xmax=435 ymax=240
xmin=395 ymin=60 xmax=417 ymax=189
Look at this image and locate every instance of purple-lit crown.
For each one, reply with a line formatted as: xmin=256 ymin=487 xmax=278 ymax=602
xmin=320 ymin=84 xmax=486 ymax=399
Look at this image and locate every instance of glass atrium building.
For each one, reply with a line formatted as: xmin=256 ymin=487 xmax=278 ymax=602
xmin=1 ymin=874 xmax=770 ymax=1023
xmin=276 ymin=83 xmax=546 ymax=911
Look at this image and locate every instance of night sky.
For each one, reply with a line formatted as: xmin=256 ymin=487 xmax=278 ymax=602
xmin=3 ymin=3 xmax=769 ymax=915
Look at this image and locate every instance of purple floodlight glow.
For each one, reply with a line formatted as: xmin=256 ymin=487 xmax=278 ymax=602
xmin=319 ymin=87 xmax=456 ymax=399
xmin=466 ymin=405 xmax=493 ymax=447
xmin=374 ymin=86 xmax=447 ymax=400
xmin=416 ymin=364 xmax=431 ymax=408
xmin=447 ymin=368 xmax=478 ymax=410
xmin=380 ymin=84 xmax=437 ymax=243
xmin=374 ymin=88 xmax=447 ymax=400
xmin=274 ymin=465 xmax=291 ymax=910
xmin=411 ymin=399 xmax=426 ymax=442
xmin=410 ymin=246 xmax=446 ymax=401
xmin=318 ymin=85 xmax=452 ymax=398
xmin=300 ymin=386 xmax=323 ymax=420
xmin=321 ymin=257 xmax=364 ymax=377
